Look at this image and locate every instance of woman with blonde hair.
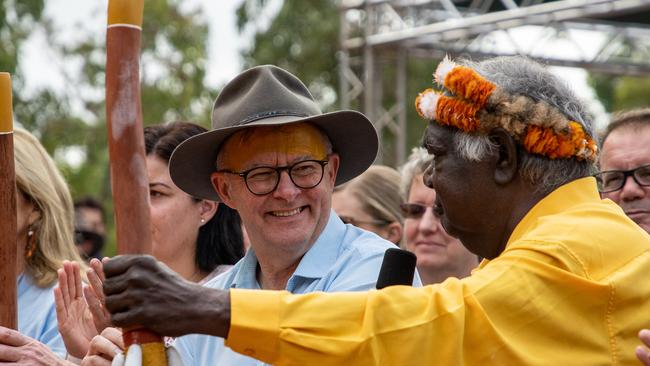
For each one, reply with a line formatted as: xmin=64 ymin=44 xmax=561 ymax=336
xmin=332 ymin=165 xmax=403 ymax=245
xmin=4 ymin=128 xmax=87 ymax=358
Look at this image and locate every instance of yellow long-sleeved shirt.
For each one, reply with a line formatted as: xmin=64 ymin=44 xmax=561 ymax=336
xmin=226 ymin=177 xmax=650 ymax=365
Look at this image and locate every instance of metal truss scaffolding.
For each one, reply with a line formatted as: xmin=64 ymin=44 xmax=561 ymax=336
xmin=339 ymin=0 xmax=650 ymax=165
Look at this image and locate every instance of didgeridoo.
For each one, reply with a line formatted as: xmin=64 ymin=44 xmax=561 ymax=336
xmin=106 ymin=1 xmax=166 ymax=364
xmin=0 ymin=72 xmax=17 ymax=330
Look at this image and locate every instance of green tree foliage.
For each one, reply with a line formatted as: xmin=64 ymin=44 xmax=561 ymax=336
xmin=2 ymin=0 xmax=212 ymax=255
xmin=0 ymin=0 xmax=45 ymax=77
xmin=237 ymin=0 xmax=340 ymax=109
xmin=0 ymin=0 xmax=86 ymax=159
xmin=236 ymin=0 xmax=438 ymax=165
xmin=589 ymin=74 xmax=650 ymax=114
xmin=65 ymin=0 xmax=212 ymax=126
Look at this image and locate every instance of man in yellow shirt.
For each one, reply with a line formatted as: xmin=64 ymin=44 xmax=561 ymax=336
xmin=103 ymin=56 xmax=650 ymax=365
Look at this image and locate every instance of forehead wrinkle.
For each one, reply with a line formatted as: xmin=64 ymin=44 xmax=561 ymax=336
xmin=601 ymin=129 xmax=650 ymax=170
xmin=422 ymin=127 xmax=436 ymax=149
xmin=217 ymin=123 xmax=328 ymax=171
xmin=422 ymin=124 xmax=447 ymax=149
xmin=149 ymin=182 xmax=171 ymax=188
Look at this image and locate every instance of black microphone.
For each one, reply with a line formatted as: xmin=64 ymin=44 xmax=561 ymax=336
xmin=376 ymin=248 xmax=417 ymax=289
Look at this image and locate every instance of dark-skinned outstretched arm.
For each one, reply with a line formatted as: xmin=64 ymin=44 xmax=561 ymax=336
xmin=102 ymin=255 xmax=231 ymax=338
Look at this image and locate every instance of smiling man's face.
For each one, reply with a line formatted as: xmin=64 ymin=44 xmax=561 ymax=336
xmin=211 ymin=123 xmax=340 ymax=257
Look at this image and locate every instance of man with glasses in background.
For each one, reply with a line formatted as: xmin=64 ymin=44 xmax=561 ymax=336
xmin=109 ymin=65 xmax=418 ymax=365
xmin=596 ymin=108 xmax=650 ymax=234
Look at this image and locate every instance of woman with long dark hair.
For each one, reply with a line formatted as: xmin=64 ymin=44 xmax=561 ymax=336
xmin=144 ymin=122 xmax=244 ymax=282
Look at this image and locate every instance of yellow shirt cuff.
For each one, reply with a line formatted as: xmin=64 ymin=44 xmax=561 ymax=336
xmin=225 ymin=288 xmax=282 ymax=363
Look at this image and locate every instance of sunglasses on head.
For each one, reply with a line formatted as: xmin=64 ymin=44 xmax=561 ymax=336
xmin=400 ymin=203 xmax=433 ymax=219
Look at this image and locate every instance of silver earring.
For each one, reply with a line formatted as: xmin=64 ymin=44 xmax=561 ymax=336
xmin=200 ymin=218 xmax=206 ymax=224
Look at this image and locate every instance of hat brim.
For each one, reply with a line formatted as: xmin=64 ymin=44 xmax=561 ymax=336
xmin=169 ymin=110 xmax=379 ymax=201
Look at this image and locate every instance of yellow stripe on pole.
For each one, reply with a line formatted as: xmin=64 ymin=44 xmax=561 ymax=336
xmin=107 ymin=0 xmax=144 ymax=27
xmin=0 ymin=73 xmax=12 ymax=134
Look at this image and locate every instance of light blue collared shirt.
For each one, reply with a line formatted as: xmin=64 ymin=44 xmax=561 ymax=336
xmin=17 ymin=272 xmax=65 ymax=357
xmin=173 ymin=211 xmax=421 ymax=365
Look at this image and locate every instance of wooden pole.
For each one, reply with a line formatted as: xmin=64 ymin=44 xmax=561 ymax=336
xmin=0 ymin=72 xmax=17 ymax=330
xmin=106 ymin=0 xmax=151 ymax=255
xmin=105 ymin=1 xmax=166 ymax=364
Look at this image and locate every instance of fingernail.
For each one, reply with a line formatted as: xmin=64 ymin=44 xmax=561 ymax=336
xmin=641 ymin=329 xmax=650 ymax=337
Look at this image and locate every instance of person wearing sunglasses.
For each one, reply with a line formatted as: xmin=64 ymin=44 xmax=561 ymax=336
xmin=73 ymin=197 xmax=107 ymax=261
xmin=597 ymin=108 xmax=650 ymax=235
xmin=399 ymin=147 xmax=479 ymax=285
xmin=332 ymin=165 xmax=403 ymax=245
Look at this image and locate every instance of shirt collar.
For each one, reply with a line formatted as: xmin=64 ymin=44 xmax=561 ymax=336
xmin=17 ymin=272 xmax=28 ymax=297
xmin=506 ymin=176 xmax=600 ymax=248
xmin=230 ymin=247 xmax=261 ymax=289
xmin=230 ymin=211 xmax=346 ymax=288
xmin=478 ymin=177 xmax=599 ymax=270
xmin=291 ymin=210 xmax=346 ymax=279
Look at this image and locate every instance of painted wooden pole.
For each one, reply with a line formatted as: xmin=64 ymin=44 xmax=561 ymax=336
xmin=105 ymin=1 xmax=166 ymax=364
xmin=0 ymin=72 xmax=17 ymax=330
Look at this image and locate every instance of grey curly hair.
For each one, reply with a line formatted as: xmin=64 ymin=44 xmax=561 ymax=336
xmin=399 ymin=147 xmax=434 ymax=201
xmin=448 ymin=56 xmax=597 ymax=194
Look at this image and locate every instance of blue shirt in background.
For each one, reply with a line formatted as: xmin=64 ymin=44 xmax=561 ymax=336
xmin=173 ymin=211 xmax=421 ymax=365
xmin=17 ymin=272 xmax=65 ymax=357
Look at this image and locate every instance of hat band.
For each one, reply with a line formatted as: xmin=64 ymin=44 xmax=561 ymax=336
xmin=235 ymin=110 xmax=312 ymax=126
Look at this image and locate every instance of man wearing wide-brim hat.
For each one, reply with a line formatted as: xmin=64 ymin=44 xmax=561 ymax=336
xmin=104 ymin=56 xmax=650 ymax=365
xmin=103 ymin=65 xmax=418 ymax=365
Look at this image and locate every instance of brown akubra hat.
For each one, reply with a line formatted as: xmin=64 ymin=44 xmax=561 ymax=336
xmin=169 ymin=65 xmax=379 ymax=201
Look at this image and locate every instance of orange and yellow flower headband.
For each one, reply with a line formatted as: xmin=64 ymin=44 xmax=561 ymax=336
xmin=415 ymin=56 xmax=598 ymax=161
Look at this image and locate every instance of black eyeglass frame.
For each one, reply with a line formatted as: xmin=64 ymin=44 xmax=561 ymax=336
xmin=594 ymin=164 xmax=650 ymax=193
xmin=219 ymin=159 xmax=329 ymax=196
xmin=400 ymin=202 xmax=434 ymax=219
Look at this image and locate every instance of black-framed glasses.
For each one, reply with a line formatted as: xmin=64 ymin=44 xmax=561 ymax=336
xmin=339 ymin=215 xmax=391 ymax=227
xmin=219 ymin=159 xmax=329 ymax=196
xmin=400 ymin=203 xmax=433 ymax=219
xmin=594 ymin=164 xmax=650 ymax=193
